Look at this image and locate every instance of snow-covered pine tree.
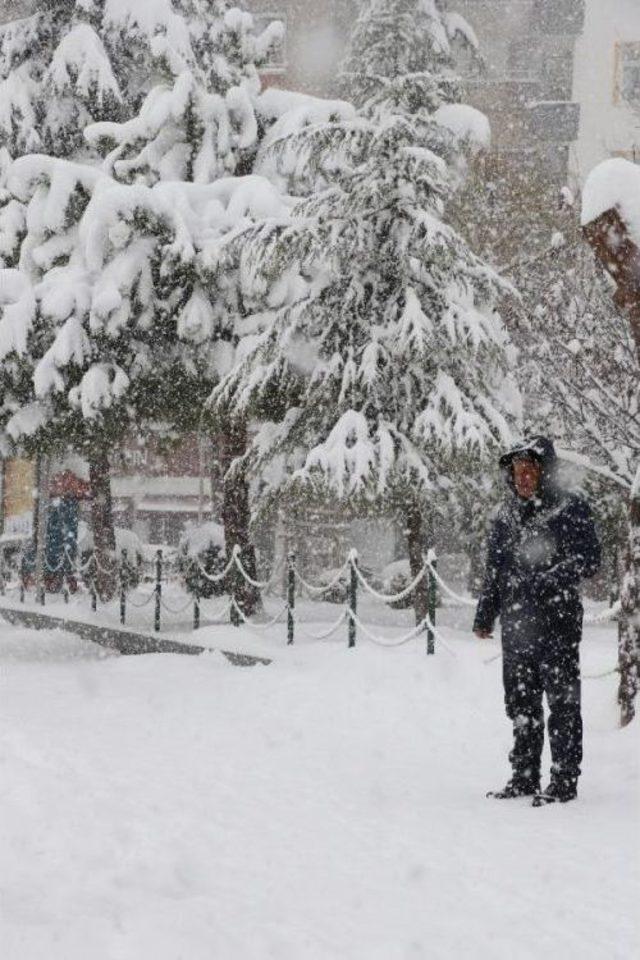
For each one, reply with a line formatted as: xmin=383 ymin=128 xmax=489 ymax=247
xmin=0 ymin=0 xmax=185 ymax=593
xmin=0 ymin=0 xmax=285 ymax=602
xmin=84 ymin=2 xmax=282 ymax=183
xmin=212 ymin=0 xmax=521 ymax=626
xmin=81 ymin=1 xmax=286 ymax=613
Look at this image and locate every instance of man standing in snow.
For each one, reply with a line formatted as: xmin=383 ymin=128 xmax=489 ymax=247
xmin=473 ymin=436 xmax=601 ymax=806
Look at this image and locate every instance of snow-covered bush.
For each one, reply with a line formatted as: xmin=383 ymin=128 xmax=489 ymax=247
xmin=177 ymin=522 xmax=227 ymax=599
xmin=78 ymin=524 xmax=144 ymax=590
xmin=310 ymin=563 xmax=381 ymax=604
xmin=312 ymin=566 xmax=350 ymax=604
xmin=380 ymin=559 xmax=414 ymax=610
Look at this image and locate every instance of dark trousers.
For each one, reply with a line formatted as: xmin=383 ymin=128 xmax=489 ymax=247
xmin=502 ymin=645 xmax=582 ymax=784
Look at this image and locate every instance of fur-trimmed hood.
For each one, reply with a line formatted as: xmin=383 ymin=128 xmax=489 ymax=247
xmin=499 ymin=435 xmax=559 ymax=503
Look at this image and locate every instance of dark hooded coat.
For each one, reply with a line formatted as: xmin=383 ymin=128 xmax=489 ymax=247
xmin=473 ymin=437 xmax=602 ymax=655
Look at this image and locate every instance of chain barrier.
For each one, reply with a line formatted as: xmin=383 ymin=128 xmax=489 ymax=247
xmin=353 ymin=560 xmax=430 ymax=604
xmin=198 ymin=597 xmax=233 ymax=623
xmin=232 ymin=545 xmax=279 ymax=591
xmin=483 ymin=650 xmax=619 ymax=682
xmin=426 ymin=560 xmax=477 ymax=609
xmin=192 ymin=554 xmax=236 ymax=584
xmin=0 ymin=545 xmax=445 ymax=650
xmin=4 ymin=537 xmax=619 ymax=657
xmin=296 ymin=610 xmax=349 ymax=642
xmin=159 ymin=595 xmax=197 ymax=615
xmin=346 ymin=608 xmax=428 ymax=648
xmin=229 ymin=596 xmax=288 ymax=631
xmin=127 ymin=589 xmax=157 ymax=609
xmin=293 ymin=561 xmax=350 ymax=596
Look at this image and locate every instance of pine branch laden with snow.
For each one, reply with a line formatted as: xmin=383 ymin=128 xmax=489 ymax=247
xmin=0 ymin=0 xmax=282 ymax=166
xmin=0 ymin=2 xmax=126 ymax=159
xmin=84 ymin=2 xmax=283 ymax=185
xmin=0 ymin=151 xmax=293 ymax=456
xmin=210 ymin=0 xmax=519 ymax=506
xmin=0 ymin=0 xmax=292 ymax=456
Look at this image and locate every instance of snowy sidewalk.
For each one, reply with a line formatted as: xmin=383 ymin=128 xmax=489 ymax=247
xmin=0 ymin=622 xmax=637 ymax=960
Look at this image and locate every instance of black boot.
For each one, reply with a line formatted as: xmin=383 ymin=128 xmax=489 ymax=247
xmin=487 ymin=775 xmax=540 ymax=800
xmin=532 ymin=776 xmax=578 ymax=807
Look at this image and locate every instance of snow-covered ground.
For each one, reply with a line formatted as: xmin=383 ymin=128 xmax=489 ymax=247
xmin=1 ymin=617 xmax=637 ymax=960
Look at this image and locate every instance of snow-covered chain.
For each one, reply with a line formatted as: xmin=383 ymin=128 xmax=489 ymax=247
xmin=425 ymin=561 xmax=477 ymax=608
xmin=159 ymin=595 xmax=196 ymax=616
xmin=296 ymin=610 xmax=348 ymax=642
xmin=193 ymin=554 xmax=236 ymax=584
xmin=347 ymin=609 xmax=457 ymax=657
xmin=232 ymin=545 xmax=278 ymax=591
xmin=126 ymin=589 xmax=157 ymax=609
xmin=230 ymin=597 xmax=288 ymax=631
xmin=198 ymin=599 xmax=233 ymax=624
xmin=354 ymin=561 xmax=430 ymax=604
xmin=293 ymin=561 xmax=350 ymax=596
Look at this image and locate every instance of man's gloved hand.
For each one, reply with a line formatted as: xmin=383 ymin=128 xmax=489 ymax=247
xmin=474 ymin=628 xmax=493 ymax=639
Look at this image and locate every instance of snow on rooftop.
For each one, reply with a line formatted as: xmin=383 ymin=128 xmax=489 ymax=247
xmin=581 ymin=157 xmax=640 ymax=244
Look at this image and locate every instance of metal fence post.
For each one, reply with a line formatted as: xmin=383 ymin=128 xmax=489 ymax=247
xmin=19 ymin=557 xmax=25 ymax=603
xmin=287 ymin=552 xmax=296 ymax=645
xmin=427 ymin=549 xmax=437 ymax=655
xmin=120 ymin=549 xmax=127 ymax=626
xmin=90 ymin=561 xmax=97 ymax=613
xmin=193 ymin=587 xmax=200 ymax=631
xmin=230 ymin=545 xmax=241 ymax=627
xmin=348 ymin=551 xmax=358 ymax=648
xmin=155 ymin=549 xmax=162 ymax=633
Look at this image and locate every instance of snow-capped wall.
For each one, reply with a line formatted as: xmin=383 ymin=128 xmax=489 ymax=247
xmin=572 ymin=0 xmax=640 ymax=182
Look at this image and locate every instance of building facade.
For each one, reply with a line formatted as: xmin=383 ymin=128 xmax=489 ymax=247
xmin=456 ymin=0 xmax=585 ymax=185
xmin=571 ymin=0 xmax=640 ymax=180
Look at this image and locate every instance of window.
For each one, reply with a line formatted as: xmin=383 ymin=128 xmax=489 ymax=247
xmin=615 ymin=42 xmax=640 ymax=106
xmin=253 ymin=12 xmax=287 ymax=73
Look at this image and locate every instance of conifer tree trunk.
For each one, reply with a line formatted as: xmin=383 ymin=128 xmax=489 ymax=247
xmin=405 ymin=497 xmax=429 ymax=628
xmin=88 ymin=446 xmax=117 ymax=601
xmin=618 ymin=474 xmax=640 ymax=726
xmin=218 ymin=419 xmax=261 ymax=617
